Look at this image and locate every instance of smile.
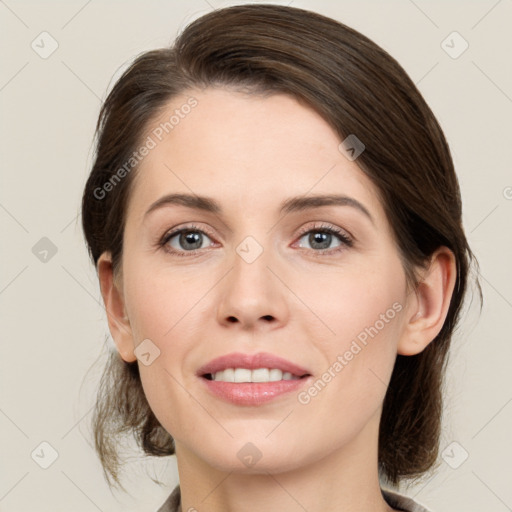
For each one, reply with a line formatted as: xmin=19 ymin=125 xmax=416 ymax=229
xmin=204 ymin=368 xmax=303 ymax=382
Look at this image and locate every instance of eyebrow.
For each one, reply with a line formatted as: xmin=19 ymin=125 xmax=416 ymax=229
xmin=144 ymin=193 xmax=374 ymax=224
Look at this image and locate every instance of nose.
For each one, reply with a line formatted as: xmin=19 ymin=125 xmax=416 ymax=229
xmin=216 ymin=245 xmax=290 ymax=331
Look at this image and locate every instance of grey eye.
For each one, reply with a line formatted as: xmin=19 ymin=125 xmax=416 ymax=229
xmin=298 ymin=231 xmax=342 ymax=250
xmin=168 ymin=230 xmax=212 ymax=251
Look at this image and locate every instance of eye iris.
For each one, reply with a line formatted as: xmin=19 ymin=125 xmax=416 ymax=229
xmin=180 ymin=231 xmax=202 ymax=250
xmin=309 ymin=231 xmax=331 ymax=250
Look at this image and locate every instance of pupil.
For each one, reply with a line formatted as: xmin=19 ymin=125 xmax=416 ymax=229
xmin=310 ymin=232 xmax=331 ymax=249
xmin=181 ymin=231 xmax=202 ymax=250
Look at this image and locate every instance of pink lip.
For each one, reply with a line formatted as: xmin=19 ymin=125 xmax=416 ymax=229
xmin=201 ymin=379 xmax=311 ymax=406
xmin=196 ymin=351 xmax=310 ymax=377
xmin=196 ymin=352 xmax=312 ymax=406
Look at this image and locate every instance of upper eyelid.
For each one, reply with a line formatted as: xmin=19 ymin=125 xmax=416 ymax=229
xmin=296 ymin=222 xmax=352 ymax=239
xmin=162 ymin=222 xmax=352 ymax=246
xmin=163 ymin=222 xmax=347 ymax=236
xmin=162 ymin=223 xmax=216 ymax=241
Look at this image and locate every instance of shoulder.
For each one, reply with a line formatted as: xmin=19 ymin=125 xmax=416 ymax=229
xmin=381 ymin=487 xmax=433 ymax=512
xmin=156 ymin=484 xmax=181 ymax=512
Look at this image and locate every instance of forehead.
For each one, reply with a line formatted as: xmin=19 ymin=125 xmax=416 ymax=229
xmin=127 ymin=87 xmax=386 ymax=227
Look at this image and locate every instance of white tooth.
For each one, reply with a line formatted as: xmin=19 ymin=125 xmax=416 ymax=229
xmin=210 ymin=368 xmax=299 ymax=382
xmin=252 ymin=368 xmax=270 ymax=382
xmin=234 ymin=368 xmax=252 ymax=382
xmin=222 ymin=368 xmax=235 ymax=382
xmin=268 ymin=369 xmax=283 ymax=382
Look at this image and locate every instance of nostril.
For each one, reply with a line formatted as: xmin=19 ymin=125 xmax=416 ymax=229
xmin=262 ymin=315 xmax=274 ymax=321
xmin=227 ymin=316 xmax=238 ymax=323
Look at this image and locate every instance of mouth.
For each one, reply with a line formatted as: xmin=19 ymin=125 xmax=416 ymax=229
xmin=197 ymin=351 xmax=311 ymax=381
xmin=201 ymin=368 xmax=310 ymax=382
xmin=197 ymin=352 xmax=312 ymax=405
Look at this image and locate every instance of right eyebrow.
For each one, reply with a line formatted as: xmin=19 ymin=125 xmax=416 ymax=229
xmin=144 ymin=193 xmax=221 ymax=218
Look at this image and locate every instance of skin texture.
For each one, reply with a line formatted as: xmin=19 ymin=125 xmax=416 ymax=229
xmin=97 ymin=87 xmax=456 ymax=512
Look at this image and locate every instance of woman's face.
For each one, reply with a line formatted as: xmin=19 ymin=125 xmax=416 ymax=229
xmin=116 ymin=87 xmax=415 ymax=472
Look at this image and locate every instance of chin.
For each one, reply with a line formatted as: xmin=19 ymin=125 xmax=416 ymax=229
xmin=189 ymin=437 xmax=310 ymax=475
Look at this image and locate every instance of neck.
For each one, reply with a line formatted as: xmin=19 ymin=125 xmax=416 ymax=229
xmin=174 ymin=410 xmax=397 ymax=512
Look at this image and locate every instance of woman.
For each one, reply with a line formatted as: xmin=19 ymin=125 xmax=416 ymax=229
xmin=81 ymin=4 xmax=479 ymax=511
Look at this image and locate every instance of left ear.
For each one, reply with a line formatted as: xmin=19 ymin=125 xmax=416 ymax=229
xmin=398 ymin=246 xmax=457 ymax=356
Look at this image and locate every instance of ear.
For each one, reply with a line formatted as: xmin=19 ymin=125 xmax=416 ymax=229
xmin=398 ymin=247 xmax=457 ymax=356
xmin=97 ymin=252 xmax=137 ymax=363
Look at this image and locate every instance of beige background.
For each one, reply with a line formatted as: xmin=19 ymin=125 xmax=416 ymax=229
xmin=1 ymin=0 xmax=511 ymax=511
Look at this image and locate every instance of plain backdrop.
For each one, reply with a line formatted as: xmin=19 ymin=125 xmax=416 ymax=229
xmin=1 ymin=1 xmax=511 ymax=511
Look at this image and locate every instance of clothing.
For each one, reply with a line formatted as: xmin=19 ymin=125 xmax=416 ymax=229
xmin=381 ymin=488 xmax=432 ymax=512
xmin=156 ymin=485 xmax=180 ymax=512
xmin=156 ymin=484 xmax=432 ymax=512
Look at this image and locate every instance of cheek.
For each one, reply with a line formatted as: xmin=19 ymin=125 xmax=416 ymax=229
xmin=122 ymin=259 xmax=199 ymax=342
xmin=121 ymin=264 xmax=209 ymax=424
xmin=299 ymin=262 xmax=406 ymax=403
xmin=296 ymin=261 xmax=406 ymax=344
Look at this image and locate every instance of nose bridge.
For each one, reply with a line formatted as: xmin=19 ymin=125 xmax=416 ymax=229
xmin=216 ymin=232 xmax=288 ymax=328
xmin=230 ymin=234 xmax=274 ymax=304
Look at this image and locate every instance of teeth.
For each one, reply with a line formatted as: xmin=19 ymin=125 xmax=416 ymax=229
xmin=211 ymin=368 xmax=300 ymax=383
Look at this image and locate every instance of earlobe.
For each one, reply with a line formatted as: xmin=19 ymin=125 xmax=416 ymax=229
xmin=398 ymin=247 xmax=457 ymax=356
xmin=97 ymin=252 xmax=137 ymax=363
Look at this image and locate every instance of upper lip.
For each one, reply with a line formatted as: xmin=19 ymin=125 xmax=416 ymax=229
xmin=197 ymin=352 xmax=311 ymax=377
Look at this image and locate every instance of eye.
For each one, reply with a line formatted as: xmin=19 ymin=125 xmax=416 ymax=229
xmin=295 ymin=223 xmax=353 ymax=254
xmin=160 ymin=224 xmax=216 ymax=256
xmin=158 ymin=222 xmax=353 ymax=258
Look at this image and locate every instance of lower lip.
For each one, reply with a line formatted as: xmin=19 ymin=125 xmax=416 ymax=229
xmin=200 ymin=376 xmax=310 ymax=406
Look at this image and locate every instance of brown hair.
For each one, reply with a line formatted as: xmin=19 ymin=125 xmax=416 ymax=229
xmin=82 ymin=3 xmax=479 ymax=490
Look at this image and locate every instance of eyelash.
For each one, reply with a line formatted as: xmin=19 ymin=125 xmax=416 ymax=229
xmin=158 ymin=222 xmax=353 ymax=258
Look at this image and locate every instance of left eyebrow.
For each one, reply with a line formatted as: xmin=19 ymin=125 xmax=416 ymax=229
xmin=279 ymin=194 xmax=374 ymax=224
xmin=144 ymin=193 xmax=374 ymax=225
